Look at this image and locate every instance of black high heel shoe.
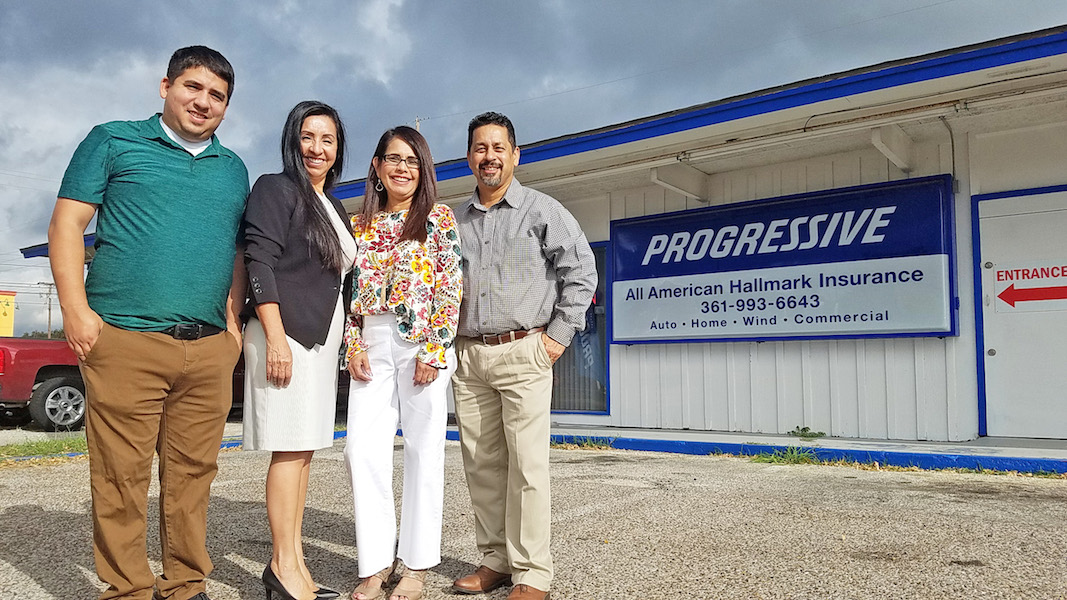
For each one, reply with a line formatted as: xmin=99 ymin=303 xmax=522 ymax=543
xmin=262 ymin=564 xmax=302 ymax=600
xmin=313 ymin=586 xmax=339 ymax=599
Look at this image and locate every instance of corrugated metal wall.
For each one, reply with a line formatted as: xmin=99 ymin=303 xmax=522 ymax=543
xmin=557 ymin=143 xmax=981 ymax=441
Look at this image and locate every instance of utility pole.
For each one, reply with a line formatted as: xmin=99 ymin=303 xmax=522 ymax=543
xmin=38 ymin=281 xmax=55 ymax=338
xmin=414 ymin=116 xmax=421 ymax=132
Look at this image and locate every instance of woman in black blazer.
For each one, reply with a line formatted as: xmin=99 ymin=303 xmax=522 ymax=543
xmin=242 ymin=100 xmax=356 ymax=600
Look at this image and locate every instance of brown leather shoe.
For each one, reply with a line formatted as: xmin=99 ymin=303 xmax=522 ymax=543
xmin=507 ymin=584 xmax=549 ymax=600
xmin=451 ymin=566 xmax=512 ymax=594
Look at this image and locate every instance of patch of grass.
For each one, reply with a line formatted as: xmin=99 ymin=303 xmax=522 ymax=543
xmin=0 ymin=434 xmax=88 ymax=461
xmin=750 ymin=446 xmax=819 ymax=464
xmin=551 ymin=436 xmax=615 ymax=450
xmin=786 ymin=456 xmax=1067 ymax=479
xmin=930 ymin=465 xmax=1066 ymax=479
xmin=787 ymin=426 xmax=826 ymax=440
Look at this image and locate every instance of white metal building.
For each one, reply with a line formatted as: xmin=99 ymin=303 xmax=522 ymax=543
xmin=334 ymin=26 xmax=1067 ymax=443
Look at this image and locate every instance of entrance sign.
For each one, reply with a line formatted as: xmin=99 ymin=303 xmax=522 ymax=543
xmin=994 ymin=260 xmax=1067 ymax=312
xmin=610 ymin=175 xmax=956 ymax=343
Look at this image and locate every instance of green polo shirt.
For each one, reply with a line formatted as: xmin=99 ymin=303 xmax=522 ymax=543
xmin=58 ymin=115 xmax=249 ymax=331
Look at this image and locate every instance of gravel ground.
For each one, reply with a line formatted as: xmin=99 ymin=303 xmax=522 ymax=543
xmin=0 ymin=439 xmax=1066 ymax=599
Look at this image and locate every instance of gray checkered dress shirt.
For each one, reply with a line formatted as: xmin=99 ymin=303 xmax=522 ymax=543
xmin=455 ymin=179 xmax=597 ymax=346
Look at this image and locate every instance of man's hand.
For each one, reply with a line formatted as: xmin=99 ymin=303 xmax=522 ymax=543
xmin=414 ymin=360 xmax=439 ymax=386
xmin=63 ymin=305 xmax=104 ymax=361
xmin=541 ymin=334 xmax=565 ymax=364
xmin=348 ymin=351 xmax=373 ymax=381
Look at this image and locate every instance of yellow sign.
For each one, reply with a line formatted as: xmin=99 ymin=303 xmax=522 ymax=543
xmin=0 ymin=291 xmax=14 ymax=337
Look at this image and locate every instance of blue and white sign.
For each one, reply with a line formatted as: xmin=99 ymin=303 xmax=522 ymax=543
xmin=610 ymin=175 xmax=956 ymax=343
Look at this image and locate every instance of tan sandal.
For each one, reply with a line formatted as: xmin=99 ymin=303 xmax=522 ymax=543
xmin=351 ymin=563 xmax=394 ymax=600
xmin=388 ymin=561 xmax=426 ymax=600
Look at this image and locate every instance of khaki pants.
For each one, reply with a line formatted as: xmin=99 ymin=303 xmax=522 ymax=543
xmin=451 ymin=333 xmax=554 ymax=591
xmin=80 ymin=324 xmax=241 ymax=600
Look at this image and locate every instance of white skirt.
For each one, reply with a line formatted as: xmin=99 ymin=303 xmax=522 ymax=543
xmin=242 ymin=296 xmax=343 ymax=451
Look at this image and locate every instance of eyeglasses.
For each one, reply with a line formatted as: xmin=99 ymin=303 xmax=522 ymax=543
xmin=381 ymin=154 xmax=421 ymax=169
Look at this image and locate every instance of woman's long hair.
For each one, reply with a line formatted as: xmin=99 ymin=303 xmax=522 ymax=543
xmin=357 ymin=126 xmax=437 ymax=243
xmin=280 ymin=100 xmax=350 ymax=272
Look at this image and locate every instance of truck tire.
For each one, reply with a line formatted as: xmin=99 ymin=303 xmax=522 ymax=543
xmin=29 ymin=376 xmax=86 ymax=431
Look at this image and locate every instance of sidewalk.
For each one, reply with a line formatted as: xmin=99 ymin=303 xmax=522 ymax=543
xmin=1 ymin=436 xmax=1066 ymax=599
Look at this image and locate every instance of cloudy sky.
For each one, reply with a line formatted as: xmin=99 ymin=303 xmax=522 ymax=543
xmin=1 ymin=0 xmax=1064 ymax=335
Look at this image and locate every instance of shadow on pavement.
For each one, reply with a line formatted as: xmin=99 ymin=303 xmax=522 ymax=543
xmin=0 ymin=495 xmax=363 ymax=600
xmin=0 ymin=502 xmax=98 ymax=599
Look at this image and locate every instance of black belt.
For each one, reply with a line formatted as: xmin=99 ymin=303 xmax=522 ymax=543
xmin=160 ymin=323 xmax=225 ymax=340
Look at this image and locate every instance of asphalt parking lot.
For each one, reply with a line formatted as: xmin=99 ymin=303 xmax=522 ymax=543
xmin=1 ymin=434 xmax=1066 ymax=600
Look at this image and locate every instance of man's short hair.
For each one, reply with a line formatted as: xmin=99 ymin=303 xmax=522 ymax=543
xmin=467 ymin=111 xmax=516 ymax=151
xmin=167 ymin=46 xmax=235 ymax=103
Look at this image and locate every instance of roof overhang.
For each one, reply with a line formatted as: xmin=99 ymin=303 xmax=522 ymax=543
xmin=20 ymin=234 xmax=96 ymax=262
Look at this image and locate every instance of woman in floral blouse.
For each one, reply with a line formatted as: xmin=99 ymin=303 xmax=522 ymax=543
xmin=343 ymin=125 xmax=461 ymax=600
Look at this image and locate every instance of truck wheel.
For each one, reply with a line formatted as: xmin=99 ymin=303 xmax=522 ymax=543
xmin=29 ymin=376 xmax=86 ymax=431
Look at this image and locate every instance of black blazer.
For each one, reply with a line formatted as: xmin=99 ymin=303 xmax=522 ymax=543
xmin=242 ymin=173 xmax=354 ymax=349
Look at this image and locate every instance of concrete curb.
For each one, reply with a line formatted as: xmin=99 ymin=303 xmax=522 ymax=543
xmin=5 ymin=429 xmax=1065 ymax=474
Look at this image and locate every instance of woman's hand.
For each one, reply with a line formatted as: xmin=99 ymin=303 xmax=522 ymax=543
xmin=348 ymin=351 xmax=373 ymax=381
xmin=413 ymin=360 xmax=439 ymax=386
xmin=265 ymin=338 xmax=293 ymax=387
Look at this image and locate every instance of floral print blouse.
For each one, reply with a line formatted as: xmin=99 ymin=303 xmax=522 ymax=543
xmin=344 ymin=203 xmax=462 ymax=368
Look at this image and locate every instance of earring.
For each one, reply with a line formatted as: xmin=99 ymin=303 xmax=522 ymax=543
xmin=374 ymin=180 xmax=384 ymax=192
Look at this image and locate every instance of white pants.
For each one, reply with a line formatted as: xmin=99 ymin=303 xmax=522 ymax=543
xmin=343 ymin=313 xmax=456 ymax=575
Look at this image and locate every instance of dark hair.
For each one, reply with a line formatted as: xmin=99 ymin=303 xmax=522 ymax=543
xmin=167 ymin=46 xmax=235 ymax=102
xmin=467 ymin=111 xmax=517 ymax=151
xmin=281 ymin=100 xmax=350 ymax=273
xmin=358 ymin=126 xmax=438 ymax=244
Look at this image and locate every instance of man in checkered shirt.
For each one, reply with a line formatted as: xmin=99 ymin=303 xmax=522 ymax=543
xmin=451 ymin=112 xmax=597 ymax=600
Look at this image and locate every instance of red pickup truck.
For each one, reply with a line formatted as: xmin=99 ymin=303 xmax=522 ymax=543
xmin=0 ymin=337 xmax=85 ymax=430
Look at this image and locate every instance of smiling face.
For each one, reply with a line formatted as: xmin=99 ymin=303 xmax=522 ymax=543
xmin=467 ymin=124 xmax=519 ymax=193
xmin=299 ymin=115 xmax=339 ymax=191
xmin=373 ymin=137 xmax=421 ymax=208
xmin=159 ymin=66 xmax=229 ymax=142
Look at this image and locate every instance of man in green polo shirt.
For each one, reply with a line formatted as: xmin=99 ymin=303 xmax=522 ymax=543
xmin=48 ymin=46 xmax=248 ymax=600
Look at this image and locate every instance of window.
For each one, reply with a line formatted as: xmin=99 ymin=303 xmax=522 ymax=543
xmin=551 ymin=244 xmax=607 ymax=412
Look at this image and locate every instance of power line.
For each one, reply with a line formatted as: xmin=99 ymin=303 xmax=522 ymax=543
xmin=415 ymin=0 xmax=963 ymax=126
xmin=0 ymin=180 xmax=58 ymax=193
xmin=0 ymin=168 xmax=62 ymax=183
xmin=0 ymin=258 xmax=51 ymax=265
xmin=0 ymin=263 xmax=51 ymax=270
xmin=0 ymin=283 xmax=53 ymax=291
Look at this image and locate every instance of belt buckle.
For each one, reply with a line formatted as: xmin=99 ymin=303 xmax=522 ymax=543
xmin=174 ymin=323 xmax=202 ymax=340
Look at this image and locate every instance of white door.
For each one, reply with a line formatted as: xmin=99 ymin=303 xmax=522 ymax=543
xmin=979 ymin=191 xmax=1067 ymax=438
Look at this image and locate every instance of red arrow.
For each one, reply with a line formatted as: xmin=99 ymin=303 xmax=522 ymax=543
xmin=998 ymin=283 xmax=1067 ymax=307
